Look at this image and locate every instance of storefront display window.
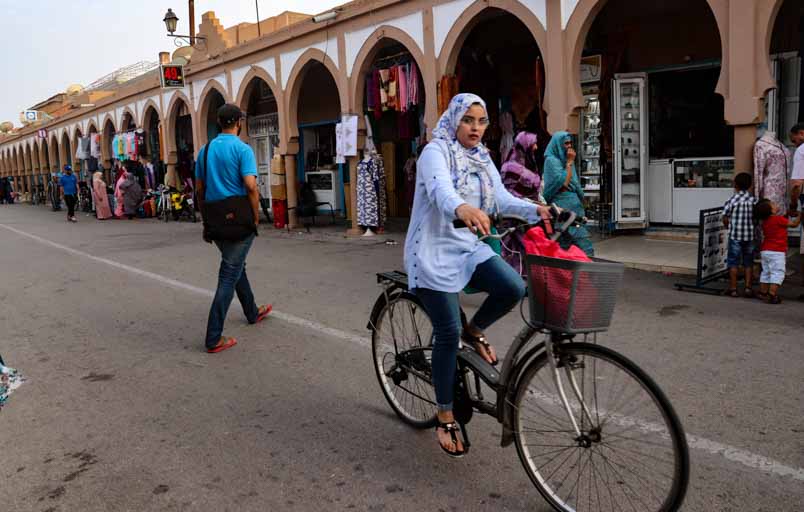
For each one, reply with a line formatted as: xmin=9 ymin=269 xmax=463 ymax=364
xmin=673 ymin=158 xmax=734 ymax=189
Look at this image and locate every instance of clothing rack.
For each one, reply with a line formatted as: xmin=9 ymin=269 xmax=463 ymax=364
xmin=372 ymin=51 xmax=412 ymax=68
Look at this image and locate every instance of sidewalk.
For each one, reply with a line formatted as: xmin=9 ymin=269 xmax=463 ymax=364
xmin=593 ymin=235 xmax=698 ymax=275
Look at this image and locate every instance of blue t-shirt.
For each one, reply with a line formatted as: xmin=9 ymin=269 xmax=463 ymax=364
xmin=195 ymin=134 xmax=258 ymax=202
xmin=60 ymin=174 xmax=78 ymax=195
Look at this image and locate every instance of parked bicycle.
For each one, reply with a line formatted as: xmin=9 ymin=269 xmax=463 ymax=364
xmin=31 ymin=184 xmax=46 ymax=206
xmin=369 ymin=209 xmax=689 ymax=512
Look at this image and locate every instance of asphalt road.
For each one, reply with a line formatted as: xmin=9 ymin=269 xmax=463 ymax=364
xmin=1 ymin=204 xmax=802 ymax=512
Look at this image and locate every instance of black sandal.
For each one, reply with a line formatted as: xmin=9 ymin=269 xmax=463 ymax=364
xmin=437 ymin=422 xmax=466 ymax=459
xmin=767 ymin=294 xmax=782 ymax=304
xmin=461 ymin=331 xmax=498 ymax=366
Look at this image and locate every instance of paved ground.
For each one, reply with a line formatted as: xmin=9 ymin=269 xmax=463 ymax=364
xmin=1 ymin=204 xmax=802 ymax=512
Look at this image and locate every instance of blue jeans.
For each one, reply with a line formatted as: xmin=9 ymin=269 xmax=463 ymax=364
xmin=205 ymin=234 xmax=259 ymax=349
xmin=414 ymin=256 xmax=526 ymax=412
xmin=727 ymin=238 xmax=753 ymax=269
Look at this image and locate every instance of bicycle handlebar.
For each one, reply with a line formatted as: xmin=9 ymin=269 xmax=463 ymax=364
xmin=452 ymin=206 xmax=586 ymax=242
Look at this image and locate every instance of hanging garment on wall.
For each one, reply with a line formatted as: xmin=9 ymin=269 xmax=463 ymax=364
xmin=754 ymin=133 xmax=790 ymax=215
xmin=90 ymin=133 xmax=102 ymax=159
xmin=379 ymin=69 xmax=391 ymax=112
xmin=438 ymin=75 xmax=459 ymax=114
xmin=75 ymin=136 xmax=90 ymax=160
xmin=363 ymin=114 xmax=377 ymax=154
xmin=86 ymin=157 xmax=98 ymax=172
xmin=407 ymin=62 xmax=419 ymax=109
xmin=144 ymin=162 xmax=155 ymax=190
xmin=397 ymin=65 xmax=408 ymax=113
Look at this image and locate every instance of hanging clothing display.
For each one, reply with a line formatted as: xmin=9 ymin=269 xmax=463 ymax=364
xmin=75 ymin=136 xmax=90 ymax=160
xmin=111 ymin=131 xmax=141 ymax=161
xmin=366 ymin=61 xmax=422 ymax=119
xmin=356 ymin=154 xmax=387 ymax=228
xmin=90 ymin=133 xmax=102 ymax=159
xmin=438 ymin=75 xmax=460 ymax=114
xmin=753 ymin=132 xmax=790 ymax=215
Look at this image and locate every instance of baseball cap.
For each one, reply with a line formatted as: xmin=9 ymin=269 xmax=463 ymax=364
xmin=217 ymin=103 xmax=245 ymax=126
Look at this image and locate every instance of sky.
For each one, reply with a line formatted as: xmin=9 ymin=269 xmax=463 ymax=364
xmin=0 ymin=0 xmax=336 ymax=127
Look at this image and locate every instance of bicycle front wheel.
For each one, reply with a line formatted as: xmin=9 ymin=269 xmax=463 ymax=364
xmin=371 ymin=292 xmax=438 ymax=429
xmin=513 ymin=342 xmax=689 ymax=512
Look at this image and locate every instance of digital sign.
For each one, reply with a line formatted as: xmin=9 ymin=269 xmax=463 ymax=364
xmin=160 ymin=64 xmax=185 ymax=89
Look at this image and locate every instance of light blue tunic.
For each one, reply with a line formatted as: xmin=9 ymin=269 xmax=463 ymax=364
xmin=404 ymin=139 xmax=541 ymax=293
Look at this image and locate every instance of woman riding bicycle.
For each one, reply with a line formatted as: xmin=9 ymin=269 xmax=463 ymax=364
xmin=405 ymin=93 xmax=550 ymax=458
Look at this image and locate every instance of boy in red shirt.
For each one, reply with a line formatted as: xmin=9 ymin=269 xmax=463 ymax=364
xmin=755 ymin=200 xmax=801 ymax=304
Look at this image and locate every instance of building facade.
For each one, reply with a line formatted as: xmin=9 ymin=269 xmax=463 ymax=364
xmin=0 ymin=0 xmax=800 ymax=231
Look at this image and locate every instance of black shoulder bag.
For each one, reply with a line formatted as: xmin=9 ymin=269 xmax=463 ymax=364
xmin=200 ymin=144 xmax=257 ymax=242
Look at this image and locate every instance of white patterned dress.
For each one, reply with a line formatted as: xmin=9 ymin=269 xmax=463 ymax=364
xmin=356 ymin=156 xmax=387 ymax=228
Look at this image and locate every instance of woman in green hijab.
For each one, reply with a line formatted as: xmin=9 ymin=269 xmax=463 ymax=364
xmin=542 ymin=131 xmax=594 ymax=256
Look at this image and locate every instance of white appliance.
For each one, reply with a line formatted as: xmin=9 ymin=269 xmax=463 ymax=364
xmin=306 ymin=169 xmax=342 ymax=213
xmin=647 ymin=159 xmax=672 ymax=223
xmin=579 ymin=93 xmax=602 ymax=224
xmin=248 ymin=113 xmax=280 ymax=209
xmin=613 ymin=73 xmax=648 ymax=229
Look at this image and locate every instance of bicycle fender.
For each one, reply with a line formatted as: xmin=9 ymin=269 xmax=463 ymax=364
xmin=366 ymin=288 xmax=415 ymax=331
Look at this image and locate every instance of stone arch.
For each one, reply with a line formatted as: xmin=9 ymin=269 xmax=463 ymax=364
xmin=564 ymin=0 xmax=727 ymax=116
xmin=164 ymin=91 xmax=195 ymax=188
xmin=438 ymin=1 xmax=548 ymax=77
xmin=49 ymin=133 xmax=60 ymax=172
xmin=60 ymin=131 xmax=72 ymax=170
xmin=142 ymin=104 xmax=162 ymax=161
xmin=33 ymin=140 xmax=42 ymax=174
xmin=761 ymin=0 xmax=796 ymax=96
xmin=87 ymin=120 xmax=99 ymax=134
xmin=349 ymin=27 xmax=437 ymax=146
xmin=196 ymin=80 xmax=230 ymax=146
xmin=283 ymin=48 xmax=347 ymax=153
xmin=23 ymin=142 xmax=32 ymax=178
xmin=120 ymin=107 xmax=137 ymax=130
xmin=235 ymin=67 xmax=285 ymax=142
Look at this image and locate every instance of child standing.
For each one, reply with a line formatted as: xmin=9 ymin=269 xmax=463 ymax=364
xmin=722 ymin=173 xmax=757 ymax=297
xmin=755 ymin=201 xmax=801 ymax=304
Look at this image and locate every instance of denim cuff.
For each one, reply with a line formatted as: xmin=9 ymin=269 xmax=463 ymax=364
xmin=437 ymin=402 xmax=453 ymax=412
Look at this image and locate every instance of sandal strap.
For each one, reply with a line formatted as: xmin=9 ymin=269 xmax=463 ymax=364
xmin=438 ymin=421 xmax=460 ymax=433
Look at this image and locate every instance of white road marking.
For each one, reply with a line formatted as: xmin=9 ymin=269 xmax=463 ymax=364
xmin=2 ymin=222 xmax=802 ymax=482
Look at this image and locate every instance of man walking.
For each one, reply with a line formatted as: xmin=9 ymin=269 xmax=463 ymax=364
xmin=60 ymin=165 xmax=78 ymax=222
xmin=195 ymin=103 xmax=271 ymax=353
xmin=788 ymin=123 xmax=804 ymax=297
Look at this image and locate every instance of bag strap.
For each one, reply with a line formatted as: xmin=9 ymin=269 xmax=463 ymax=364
xmin=202 ymin=144 xmax=210 ymax=201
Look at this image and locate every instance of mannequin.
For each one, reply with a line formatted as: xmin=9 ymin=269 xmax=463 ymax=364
xmin=356 ymin=148 xmax=387 ymax=235
xmin=754 ymin=131 xmax=790 ymax=215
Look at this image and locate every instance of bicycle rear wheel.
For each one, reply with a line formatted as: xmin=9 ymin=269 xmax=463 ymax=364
xmin=513 ymin=342 xmax=689 ymax=512
xmin=371 ymin=292 xmax=438 ymax=429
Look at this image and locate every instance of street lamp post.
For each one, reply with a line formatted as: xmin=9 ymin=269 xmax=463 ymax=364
xmin=163 ymin=7 xmax=206 ymax=50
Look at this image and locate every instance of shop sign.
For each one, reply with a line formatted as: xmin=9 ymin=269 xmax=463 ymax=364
xmin=23 ymin=110 xmax=38 ymax=122
xmin=580 ymin=55 xmax=602 ymax=84
xmin=37 ymin=128 xmax=48 ymax=139
xmin=675 ymin=207 xmax=729 ymax=294
xmin=160 ymin=64 xmax=185 ymax=89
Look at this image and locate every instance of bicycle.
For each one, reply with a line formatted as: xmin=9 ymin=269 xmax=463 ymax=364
xmin=369 ymin=210 xmax=690 ymax=512
xmin=156 ymin=185 xmax=172 ymax=223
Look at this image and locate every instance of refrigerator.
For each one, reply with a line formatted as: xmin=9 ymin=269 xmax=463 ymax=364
xmin=612 ymin=73 xmax=648 ymax=229
xmin=579 ymin=92 xmax=602 ymax=224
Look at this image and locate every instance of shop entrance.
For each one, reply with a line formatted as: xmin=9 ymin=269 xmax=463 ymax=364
xmin=295 ymin=61 xmax=344 ymax=215
xmin=170 ymin=98 xmax=195 ymax=189
xmin=358 ymin=38 xmax=426 ymax=219
xmin=241 ymin=77 xmax=279 ymax=211
xmin=102 ymin=118 xmax=116 ymax=182
xmin=143 ymin=106 xmax=165 ymax=187
xmin=583 ymin=0 xmax=727 ymax=227
xmin=768 ymin=0 xmax=802 ymax=149
xmin=201 ymin=89 xmax=226 ymax=144
xmin=449 ymin=8 xmax=547 ymax=169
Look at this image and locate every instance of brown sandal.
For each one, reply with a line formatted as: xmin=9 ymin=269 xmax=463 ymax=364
xmin=461 ymin=331 xmax=498 ymax=366
xmin=437 ymin=422 xmax=466 ymax=458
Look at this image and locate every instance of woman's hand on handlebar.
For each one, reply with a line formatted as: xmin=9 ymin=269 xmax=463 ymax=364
xmin=536 ymin=204 xmax=552 ymax=222
xmin=455 ymin=203 xmax=491 ymax=236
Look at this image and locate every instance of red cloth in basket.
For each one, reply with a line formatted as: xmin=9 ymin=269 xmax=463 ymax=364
xmin=522 ymin=227 xmax=597 ymax=330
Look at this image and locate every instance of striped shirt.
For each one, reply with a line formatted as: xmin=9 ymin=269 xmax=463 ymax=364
xmin=723 ymin=191 xmax=757 ymax=241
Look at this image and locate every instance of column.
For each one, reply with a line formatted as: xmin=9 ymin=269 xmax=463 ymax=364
xmin=284 ymin=154 xmax=298 ymax=228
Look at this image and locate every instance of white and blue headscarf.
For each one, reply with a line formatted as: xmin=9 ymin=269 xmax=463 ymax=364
xmin=432 ymin=93 xmax=495 ymax=213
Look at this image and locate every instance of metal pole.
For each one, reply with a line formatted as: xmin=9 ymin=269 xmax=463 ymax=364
xmin=256 ymin=0 xmax=262 ymax=37
xmin=189 ymin=0 xmax=196 ymax=40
